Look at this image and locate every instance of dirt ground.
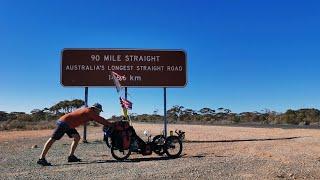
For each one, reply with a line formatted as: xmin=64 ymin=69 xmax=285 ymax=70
xmin=1 ymin=123 xmax=320 ymax=179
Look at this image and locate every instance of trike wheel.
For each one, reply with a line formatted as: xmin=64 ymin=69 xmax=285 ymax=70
xmin=152 ymin=135 xmax=165 ymax=155
xmin=164 ymin=136 xmax=182 ymax=158
xmin=111 ymin=147 xmax=131 ymax=161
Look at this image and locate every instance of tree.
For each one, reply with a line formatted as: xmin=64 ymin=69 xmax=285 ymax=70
xmin=283 ymin=109 xmax=298 ymax=124
xmin=217 ymin=107 xmax=224 ymax=112
xmin=167 ymin=105 xmax=184 ymax=122
xmin=31 ymin=109 xmax=42 ymax=114
xmin=215 ymin=107 xmax=227 ymax=119
xmin=49 ymin=99 xmax=84 ymax=114
xmin=30 ymin=109 xmax=46 ymax=121
xmin=199 ymin=108 xmax=215 ymax=115
xmin=239 ymin=112 xmax=260 ymax=122
xmin=0 ymin=111 xmax=8 ymax=121
xmin=224 ymin=109 xmax=231 ymax=114
xmin=180 ymin=108 xmax=197 ymax=121
xmin=71 ymin=99 xmax=85 ymax=109
xmin=153 ymin=109 xmax=159 ymax=115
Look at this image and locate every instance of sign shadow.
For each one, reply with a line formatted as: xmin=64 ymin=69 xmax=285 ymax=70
xmin=184 ymin=136 xmax=303 ymax=143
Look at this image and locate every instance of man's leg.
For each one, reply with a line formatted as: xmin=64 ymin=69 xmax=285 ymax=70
xmin=38 ymin=121 xmax=65 ymax=166
xmin=40 ymin=138 xmax=56 ymax=159
xmin=66 ymin=128 xmax=81 ymax=162
xmin=69 ymin=134 xmax=80 ymax=156
xmin=37 ymin=137 xmax=56 ymax=166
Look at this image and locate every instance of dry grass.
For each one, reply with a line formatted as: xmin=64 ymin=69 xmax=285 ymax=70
xmin=0 ymin=120 xmax=56 ymax=131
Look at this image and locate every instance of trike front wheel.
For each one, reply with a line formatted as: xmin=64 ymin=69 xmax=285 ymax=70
xmin=111 ymin=147 xmax=131 ymax=161
xmin=164 ymin=136 xmax=182 ymax=158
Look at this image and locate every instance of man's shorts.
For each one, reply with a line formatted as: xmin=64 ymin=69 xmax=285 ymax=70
xmin=51 ymin=120 xmax=80 ymax=140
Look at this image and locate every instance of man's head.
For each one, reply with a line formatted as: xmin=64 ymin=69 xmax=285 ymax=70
xmin=90 ymin=103 xmax=103 ymax=114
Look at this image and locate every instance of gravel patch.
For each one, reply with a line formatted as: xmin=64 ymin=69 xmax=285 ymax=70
xmin=1 ymin=124 xmax=320 ymax=179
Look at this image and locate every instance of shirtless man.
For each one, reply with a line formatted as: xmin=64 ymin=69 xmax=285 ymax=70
xmin=37 ymin=103 xmax=112 ymax=166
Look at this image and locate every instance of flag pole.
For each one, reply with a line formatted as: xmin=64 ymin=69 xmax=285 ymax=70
xmin=111 ymin=71 xmax=132 ymax=124
xmin=124 ymin=87 xmax=132 ymax=125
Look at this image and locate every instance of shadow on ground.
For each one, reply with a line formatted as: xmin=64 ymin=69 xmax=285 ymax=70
xmin=185 ymin=136 xmax=303 ymax=143
xmin=57 ymin=156 xmax=173 ymax=166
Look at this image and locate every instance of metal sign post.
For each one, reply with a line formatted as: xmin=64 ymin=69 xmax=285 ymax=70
xmin=164 ymin=87 xmax=167 ymax=137
xmin=83 ymin=87 xmax=88 ymax=143
xmin=125 ymin=87 xmax=128 ymax=99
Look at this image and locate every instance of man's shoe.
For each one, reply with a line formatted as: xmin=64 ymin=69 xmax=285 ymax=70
xmin=37 ymin=158 xmax=52 ymax=166
xmin=68 ymin=155 xmax=81 ymax=162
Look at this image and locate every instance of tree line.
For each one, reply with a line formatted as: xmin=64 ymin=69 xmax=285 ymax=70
xmin=130 ymin=106 xmax=320 ymax=126
xmin=1 ymin=100 xmax=320 ymax=130
xmin=0 ymin=99 xmax=84 ymax=130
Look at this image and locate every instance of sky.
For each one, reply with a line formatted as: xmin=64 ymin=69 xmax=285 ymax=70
xmin=1 ymin=0 xmax=320 ymax=118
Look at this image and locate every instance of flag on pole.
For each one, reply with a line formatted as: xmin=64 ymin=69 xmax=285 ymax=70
xmin=110 ymin=71 xmax=132 ymax=123
xmin=120 ymin=97 xmax=133 ymax=110
xmin=122 ymin=108 xmax=128 ymax=119
xmin=111 ymin=71 xmax=122 ymax=93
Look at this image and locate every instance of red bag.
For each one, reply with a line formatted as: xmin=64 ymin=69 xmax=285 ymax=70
xmin=112 ymin=121 xmax=132 ymax=150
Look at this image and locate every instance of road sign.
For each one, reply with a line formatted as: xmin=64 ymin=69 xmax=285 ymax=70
xmin=61 ymin=49 xmax=187 ymax=87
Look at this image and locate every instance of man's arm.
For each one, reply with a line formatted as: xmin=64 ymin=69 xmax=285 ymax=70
xmin=88 ymin=112 xmax=112 ymax=126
